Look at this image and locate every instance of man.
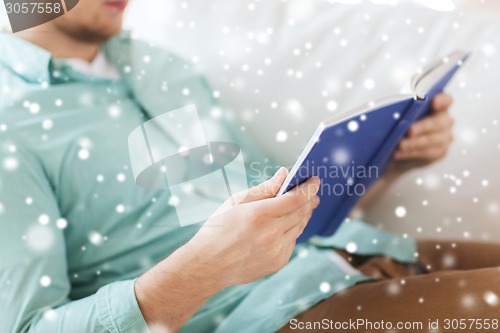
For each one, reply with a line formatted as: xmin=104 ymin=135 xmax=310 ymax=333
xmin=1 ymin=1 xmax=499 ymax=333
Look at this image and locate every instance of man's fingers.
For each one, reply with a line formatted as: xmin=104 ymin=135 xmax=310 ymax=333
xmin=282 ymin=195 xmax=319 ymax=233
xmin=231 ymin=167 xmax=289 ymax=205
xmin=398 ymin=131 xmax=452 ymax=152
xmin=283 ymin=202 xmax=315 ymax=240
xmin=284 ymin=216 xmax=308 ymax=240
xmin=409 ymin=111 xmax=453 ymax=136
xmin=272 ymin=176 xmax=320 ymax=217
xmin=253 ymin=176 xmax=320 ymax=217
xmin=394 ymin=146 xmax=447 ymax=162
xmin=431 ymin=93 xmax=453 ymax=112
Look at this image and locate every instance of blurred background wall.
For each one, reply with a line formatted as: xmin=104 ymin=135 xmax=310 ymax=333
xmin=1 ymin=0 xmax=499 ymax=240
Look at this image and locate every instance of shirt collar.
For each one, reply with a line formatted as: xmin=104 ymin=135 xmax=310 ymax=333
xmin=0 ymin=31 xmax=131 ymax=85
xmin=0 ymin=32 xmax=52 ymax=84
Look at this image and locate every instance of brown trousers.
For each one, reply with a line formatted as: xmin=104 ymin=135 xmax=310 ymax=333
xmin=278 ymin=240 xmax=500 ymax=332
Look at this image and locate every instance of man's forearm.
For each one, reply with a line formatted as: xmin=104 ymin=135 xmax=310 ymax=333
xmin=133 ymin=170 xmax=321 ymax=332
xmin=134 ymin=242 xmax=223 ymax=332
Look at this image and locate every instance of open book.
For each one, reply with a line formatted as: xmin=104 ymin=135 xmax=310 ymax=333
xmin=278 ymin=50 xmax=470 ymax=243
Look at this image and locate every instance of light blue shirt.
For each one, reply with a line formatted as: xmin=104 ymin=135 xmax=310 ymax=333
xmin=0 ymin=31 xmax=417 ymax=333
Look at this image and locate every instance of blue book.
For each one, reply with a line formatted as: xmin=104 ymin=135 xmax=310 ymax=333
xmin=278 ymin=50 xmax=470 ymax=243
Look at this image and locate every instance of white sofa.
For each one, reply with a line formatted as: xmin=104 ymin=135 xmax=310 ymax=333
xmin=124 ymin=0 xmax=500 ymax=240
xmin=2 ymin=1 xmax=498 ymax=240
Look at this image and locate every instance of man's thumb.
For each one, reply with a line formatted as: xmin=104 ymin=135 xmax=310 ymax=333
xmin=233 ymin=167 xmax=289 ymax=205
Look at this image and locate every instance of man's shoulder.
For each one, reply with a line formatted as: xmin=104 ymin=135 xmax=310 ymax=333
xmin=0 ymin=65 xmax=23 ymax=111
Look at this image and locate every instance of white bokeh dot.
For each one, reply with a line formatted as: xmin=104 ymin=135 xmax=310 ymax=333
xmin=88 ymin=231 xmax=103 ymax=246
xmin=319 ymin=281 xmax=331 ymax=293
xmin=210 ymin=107 xmax=222 ymax=118
xmin=78 ymin=149 xmax=89 ymax=160
xmin=346 ymin=242 xmax=357 ymax=254
xmin=326 ymin=100 xmax=338 ymax=112
xmin=79 ymin=137 xmax=92 ymax=149
xmin=395 ymin=206 xmax=407 ymax=218
xmin=40 ymin=275 xmax=51 ymax=287
xmin=3 ymin=157 xmax=19 ymax=171
xmin=462 ymin=294 xmax=476 ymax=308
xmin=484 ymin=292 xmax=499 ymax=306
xmin=276 ymin=131 xmax=288 ymax=142
xmin=56 ymin=218 xmax=68 ymax=229
xmin=169 ymin=195 xmax=180 ymax=207
xmin=26 ymin=225 xmax=54 ymax=251
xmin=297 ymin=247 xmax=308 ymax=258
xmin=387 ymin=282 xmax=401 ymax=295
xmin=364 ymin=78 xmax=375 ymax=90
xmin=38 ymin=214 xmax=50 ymax=225
xmin=116 ymin=173 xmax=126 ymax=182
xmin=285 ymin=99 xmax=304 ymax=121
xmin=347 ymin=120 xmax=359 ymax=132
xmin=108 ymin=106 xmax=121 ymax=118
xmin=29 ymin=103 xmax=40 ymax=114
xmin=203 ymin=153 xmax=213 ymax=165
xmin=332 ymin=148 xmax=350 ymax=165
xmin=43 ymin=309 xmax=57 ymax=321
xmin=42 ymin=119 xmax=53 ymax=130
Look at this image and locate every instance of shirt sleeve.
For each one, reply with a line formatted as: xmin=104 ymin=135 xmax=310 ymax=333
xmin=308 ymin=219 xmax=418 ymax=263
xmin=0 ymin=142 xmax=150 ymax=333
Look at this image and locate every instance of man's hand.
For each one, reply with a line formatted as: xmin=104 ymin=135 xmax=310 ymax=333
xmin=391 ymin=93 xmax=455 ymax=174
xmin=352 ymin=93 xmax=455 ymax=213
xmin=135 ymin=168 xmax=320 ymax=332
xmin=189 ymin=167 xmax=320 ymax=286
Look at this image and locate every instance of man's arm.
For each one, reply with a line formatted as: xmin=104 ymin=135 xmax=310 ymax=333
xmin=353 ymin=93 xmax=455 ymax=212
xmin=0 ymin=137 xmax=319 ymax=333
xmin=0 ymin=144 xmax=136 ymax=333
xmin=135 ymin=168 xmax=320 ymax=332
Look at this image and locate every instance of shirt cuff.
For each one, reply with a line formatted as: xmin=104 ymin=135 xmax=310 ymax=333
xmin=95 ymin=279 xmax=150 ymax=333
